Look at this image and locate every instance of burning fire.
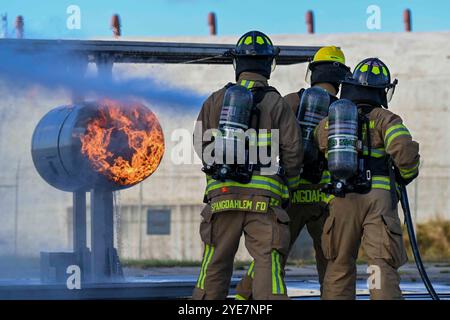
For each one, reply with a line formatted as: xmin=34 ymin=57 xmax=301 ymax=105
xmin=80 ymin=99 xmax=164 ymax=186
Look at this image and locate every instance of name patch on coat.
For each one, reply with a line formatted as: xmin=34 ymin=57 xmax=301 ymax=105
xmin=291 ymin=189 xmax=326 ymax=204
xmin=210 ymin=197 xmax=269 ymax=213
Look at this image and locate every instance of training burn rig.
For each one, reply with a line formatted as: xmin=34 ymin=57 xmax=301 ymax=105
xmin=32 ymin=99 xmax=165 ymax=284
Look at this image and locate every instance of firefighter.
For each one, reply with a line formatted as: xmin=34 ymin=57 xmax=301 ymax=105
xmin=191 ymin=31 xmax=303 ymax=300
xmin=235 ymin=46 xmax=351 ymax=299
xmin=315 ymin=58 xmax=420 ymax=299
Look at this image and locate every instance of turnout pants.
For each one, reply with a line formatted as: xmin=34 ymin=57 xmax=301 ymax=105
xmin=321 ymin=189 xmax=408 ymax=300
xmin=235 ymin=203 xmax=328 ymax=300
xmin=192 ymin=203 xmax=291 ymax=300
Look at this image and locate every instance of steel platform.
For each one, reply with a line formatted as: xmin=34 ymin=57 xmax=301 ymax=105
xmin=0 ymin=38 xmax=320 ymax=65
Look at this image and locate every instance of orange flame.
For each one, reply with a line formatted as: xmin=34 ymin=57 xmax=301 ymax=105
xmin=80 ymin=99 xmax=164 ymax=186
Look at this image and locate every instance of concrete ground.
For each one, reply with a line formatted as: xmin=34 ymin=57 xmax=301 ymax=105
xmin=0 ymin=259 xmax=449 ymax=299
xmin=123 ymin=262 xmax=450 ymax=298
xmin=123 ymin=262 xmax=450 ymax=282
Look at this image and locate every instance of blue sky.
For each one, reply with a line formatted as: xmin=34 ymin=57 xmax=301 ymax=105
xmin=1 ymin=0 xmax=449 ymax=38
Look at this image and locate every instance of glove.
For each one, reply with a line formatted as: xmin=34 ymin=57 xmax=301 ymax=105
xmin=394 ymin=168 xmax=418 ymax=186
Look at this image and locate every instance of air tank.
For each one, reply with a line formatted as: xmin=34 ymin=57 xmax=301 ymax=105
xmin=297 ymin=87 xmax=330 ymax=164
xmin=327 ymin=99 xmax=358 ymax=181
xmin=216 ymin=84 xmax=254 ymax=171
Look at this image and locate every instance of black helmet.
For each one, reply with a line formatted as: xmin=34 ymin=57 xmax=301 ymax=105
xmin=231 ymin=31 xmax=279 ymax=80
xmin=343 ymin=58 xmax=394 ymax=88
xmin=233 ymin=31 xmax=279 ymax=57
xmin=341 ymin=58 xmax=398 ymax=108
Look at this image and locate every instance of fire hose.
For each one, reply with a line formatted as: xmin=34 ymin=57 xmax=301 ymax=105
xmin=399 ymin=183 xmax=440 ymax=300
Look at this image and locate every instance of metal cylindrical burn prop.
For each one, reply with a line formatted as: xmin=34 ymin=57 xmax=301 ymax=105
xmin=32 ymin=99 xmax=165 ymax=192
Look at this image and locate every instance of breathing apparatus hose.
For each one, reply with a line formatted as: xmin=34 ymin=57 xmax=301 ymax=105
xmin=399 ymin=184 xmax=440 ymax=300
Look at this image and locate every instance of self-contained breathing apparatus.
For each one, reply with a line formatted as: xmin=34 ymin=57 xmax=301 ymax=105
xmin=202 ymin=83 xmax=280 ymax=184
xmin=324 ymin=58 xmax=398 ymax=197
xmin=323 ymin=57 xmax=440 ymax=299
xmin=322 ymin=99 xmax=372 ymax=197
xmin=296 ymin=87 xmax=337 ymax=184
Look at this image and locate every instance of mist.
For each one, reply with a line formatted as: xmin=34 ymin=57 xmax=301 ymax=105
xmin=0 ymin=46 xmax=207 ymax=110
xmin=0 ymin=43 xmax=208 ymax=284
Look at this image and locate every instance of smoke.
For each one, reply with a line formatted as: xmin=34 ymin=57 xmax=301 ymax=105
xmin=0 ymin=45 xmax=206 ymax=110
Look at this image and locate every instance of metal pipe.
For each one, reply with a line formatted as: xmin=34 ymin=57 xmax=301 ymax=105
xmin=14 ymin=160 xmax=20 ymax=256
xmin=403 ymin=9 xmax=412 ymax=32
xmin=138 ymin=183 xmax=143 ymax=259
xmin=90 ymin=189 xmax=115 ymax=282
xmin=306 ymin=10 xmax=314 ymax=34
xmin=208 ymin=12 xmax=217 ymax=36
xmin=73 ymin=193 xmax=87 ymax=253
xmin=111 ymin=14 xmax=121 ymax=38
xmin=15 ymin=15 xmax=24 ymax=39
xmin=97 ymin=53 xmax=113 ymax=79
xmin=1 ymin=14 xmax=7 ymax=38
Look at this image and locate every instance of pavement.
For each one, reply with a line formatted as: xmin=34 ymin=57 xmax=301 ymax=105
xmin=0 ymin=261 xmax=448 ymax=299
xmin=123 ymin=262 xmax=450 ymax=298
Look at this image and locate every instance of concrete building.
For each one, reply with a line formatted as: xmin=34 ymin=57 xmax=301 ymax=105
xmin=0 ymin=32 xmax=449 ymax=264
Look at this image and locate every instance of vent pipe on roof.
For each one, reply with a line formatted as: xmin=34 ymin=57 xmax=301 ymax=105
xmin=404 ymin=9 xmax=412 ymax=32
xmin=111 ymin=14 xmax=121 ymax=38
xmin=306 ymin=10 xmax=314 ymax=34
xmin=15 ymin=15 xmax=24 ymax=39
xmin=208 ymin=12 xmax=217 ymax=36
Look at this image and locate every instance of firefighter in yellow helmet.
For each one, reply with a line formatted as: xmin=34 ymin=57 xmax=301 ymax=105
xmin=315 ymin=58 xmax=420 ymax=299
xmin=192 ymin=31 xmax=303 ymax=300
xmin=235 ymin=46 xmax=351 ymax=299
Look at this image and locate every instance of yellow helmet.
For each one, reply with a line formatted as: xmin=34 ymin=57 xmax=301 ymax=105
xmin=305 ymin=46 xmax=350 ymax=87
xmin=312 ymin=46 xmax=345 ymax=65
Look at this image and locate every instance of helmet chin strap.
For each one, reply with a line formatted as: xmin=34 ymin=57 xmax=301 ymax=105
xmin=341 ymin=83 xmax=388 ymax=108
xmin=234 ymin=56 xmax=273 ymax=81
xmin=271 ymin=59 xmax=277 ymax=73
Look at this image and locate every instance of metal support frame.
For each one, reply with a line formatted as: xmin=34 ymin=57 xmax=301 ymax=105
xmin=90 ymin=189 xmax=122 ymax=281
xmin=43 ymin=189 xmax=122 ymax=284
xmin=0 ymin=161 xmax=20 ymax=256
xmin=96 ymin=53 xmax=114 ymax=79
xmin=72 ymin=192 xmax=90 ymax=281
xmin=0 ymin=38 xmax=320 ymax=65
xmin=73 ymin=192 xmax=87 ymax=254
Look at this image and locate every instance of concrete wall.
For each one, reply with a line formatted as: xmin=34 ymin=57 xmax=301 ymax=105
xmin=0 ymin=32 xmax=449 ymax=262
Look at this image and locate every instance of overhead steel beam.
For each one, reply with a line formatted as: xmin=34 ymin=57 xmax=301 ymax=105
xmin=0 ymin=38 xmax=319 ymax=65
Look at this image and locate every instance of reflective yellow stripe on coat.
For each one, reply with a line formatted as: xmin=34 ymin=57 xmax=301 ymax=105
xmin=206 ymin=175 xmax=289 ymax=201
xmin=384 ymin=124 xmax=411 ymax=150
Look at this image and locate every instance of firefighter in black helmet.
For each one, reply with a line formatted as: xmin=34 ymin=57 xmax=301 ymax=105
xmin=192 ymin=31 xmax=302 ymax=300
xmin=232 ymin=30 xmax=280 ymax=80
xmin=315 ymin=58 xmax=420 ymax=299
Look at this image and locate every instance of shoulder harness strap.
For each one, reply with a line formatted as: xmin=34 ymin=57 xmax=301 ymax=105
xmin=296 ymin=88 xmax=306 ymax=119
xmin=224 ymin=82 xmax=234 ymax=90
